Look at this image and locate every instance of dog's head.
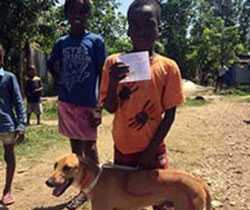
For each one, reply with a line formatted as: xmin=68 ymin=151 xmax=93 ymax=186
xmin=46 ymin=153 xmax=85 ymax=197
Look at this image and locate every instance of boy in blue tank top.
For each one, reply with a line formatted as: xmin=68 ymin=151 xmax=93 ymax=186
xmin=47 ymin=0 xmax=106 ymax=209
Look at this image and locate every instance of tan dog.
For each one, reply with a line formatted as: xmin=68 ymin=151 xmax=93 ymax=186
xmin=46 ymin=153 xmax=211 ymax=210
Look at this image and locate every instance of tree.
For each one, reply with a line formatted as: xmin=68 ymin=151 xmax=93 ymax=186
xmin=0 ymin=0 xmax=58 ymax=85
xmin=187 ymin=0 xmax=243 ymax=84
xmin=42 ymin=0 xmax=130 ymax=53
xmin=160 ymin=0 xmax=195 ymax=78
xmin=239 ymin=0 xmax=250 ymax=49
xmin=90 ymin=0 xmax=127 ymax=53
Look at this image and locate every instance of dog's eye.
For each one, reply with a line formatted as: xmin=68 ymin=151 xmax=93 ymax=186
xmin=63 ymin=165 xmax=72 ymax=172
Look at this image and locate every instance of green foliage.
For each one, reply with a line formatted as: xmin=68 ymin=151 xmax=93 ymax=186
xmin=44 ymin=0 xmax=129 ymax=55
xmin=0 ymin=125 xmax=66 ymax=161
xmin=242 ymin=97 xmax=250 ymax=103
xmin=188 ymin=16 xmax=242 ymax=84
xmin=0 ymin=0 xmax=58 ymax=85
xmin=90 ymin=0 xmax=127 ymax=52
xmin=160 ymin=0 xmax=194 ymax=77
xmin=219 ymin=85 xmax=250 ymax=96
xmin=34 ymin=6 xmax=65 ymax=53
xmin=239 ymin=0 xmax=250 ymax=49
xmin=184 ymin=98 xmax=209 ymax=107
xmin=0 ymin=0 xmax=58 ymax=51
xmin=160 ymin=0 xmax=248 ymax=85
xmin=42 ymin=100 xmax=58 ymax=120
xmin=1 ymin=0 xmax=249 ymax=86
xmin=108 ymin=37 xmax=132 ymax=54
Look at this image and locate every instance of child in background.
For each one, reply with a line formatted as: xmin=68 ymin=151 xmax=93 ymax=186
xmin=0 ymin=44 xmax=26 ymax=206
xmin=100 ymin=0 xmax=184 ymax=209
xmin=47 ymin=0 xmax=106 ymax=209
xmin=25 ymin=65 xmax=43 ymax=125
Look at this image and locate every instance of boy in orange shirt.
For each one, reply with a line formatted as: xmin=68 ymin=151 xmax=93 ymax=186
xmin=100 ymin=0 xmax=184 ymax=209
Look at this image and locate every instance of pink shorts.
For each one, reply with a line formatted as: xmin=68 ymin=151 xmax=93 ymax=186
xmin=58 ymin=101 xmax=97 ymax=140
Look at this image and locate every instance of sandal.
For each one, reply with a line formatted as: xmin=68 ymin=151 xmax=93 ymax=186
xmin=66 ymin=192 xmax=87 ymax=210
xmin=1 ymin=193 xmax=15 ymax=205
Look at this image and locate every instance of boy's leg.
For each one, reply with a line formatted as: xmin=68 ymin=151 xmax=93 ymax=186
xmin=70 ymin=139 xmax=99 ymax=163
xmin=35 ymin=103 xmax=42 ymax=125
xmin=67 ymin=139 xmax=98 ymax=210
xmin=27 ymin=103 xmax=32 ymax=125
xmin=36 ymin=114 xmax=40 ymax=125
xmin=2 ymin=143 xmax=16 ymax=205
xmin=27 ymin=113 xmax=31 ymax=125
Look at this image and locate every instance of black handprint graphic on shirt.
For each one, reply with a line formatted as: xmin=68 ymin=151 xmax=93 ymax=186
xmin=118 ymin=84 xmax=139 ymax=107
xmin=128 ymin=100 xmax=155 ymax=130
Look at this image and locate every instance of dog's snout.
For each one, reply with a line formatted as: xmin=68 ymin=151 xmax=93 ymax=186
xmin=46 ymin=178 xmax=55 ymax=188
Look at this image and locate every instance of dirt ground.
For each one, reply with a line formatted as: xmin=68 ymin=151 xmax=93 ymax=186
xmin=0 ymin=96 xmax=250 ymax=210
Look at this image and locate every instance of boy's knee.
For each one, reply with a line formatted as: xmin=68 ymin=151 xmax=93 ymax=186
xmin=4 ymin=152 xmax=15 ymax=163
xmin=4 ymin=146 xmax=15 ymax=163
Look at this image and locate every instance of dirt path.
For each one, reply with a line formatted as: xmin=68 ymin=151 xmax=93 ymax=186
xmin=1 ymin=98 xmax=250 ymax=210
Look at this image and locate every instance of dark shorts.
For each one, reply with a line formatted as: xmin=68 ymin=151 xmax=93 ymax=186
xmin=114 ymin=143 xmax=168 ymax=169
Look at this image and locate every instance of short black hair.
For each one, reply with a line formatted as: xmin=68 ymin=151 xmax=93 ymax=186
xmin=127 ymin=0 xmax=161 ymax=24
xmin=64 ymin=0 xmax=92 ymax=18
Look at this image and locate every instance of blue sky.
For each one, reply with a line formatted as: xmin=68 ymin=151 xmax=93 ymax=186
xmin=58 ymin=0 xmax=134 ymax=15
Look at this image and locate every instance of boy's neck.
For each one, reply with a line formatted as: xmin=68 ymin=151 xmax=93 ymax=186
xmin=132 ymin=48 xmax=154 ymax=57
xmin=70 ymin=28 xmax=86 ymax=37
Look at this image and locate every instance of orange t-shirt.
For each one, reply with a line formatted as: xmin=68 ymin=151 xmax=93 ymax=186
xmin=100 ymin=53 xmax=184 ymax=154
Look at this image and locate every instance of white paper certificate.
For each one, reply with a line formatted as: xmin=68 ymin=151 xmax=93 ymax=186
xmin=118 ymin=51 xmax=151 ymax=83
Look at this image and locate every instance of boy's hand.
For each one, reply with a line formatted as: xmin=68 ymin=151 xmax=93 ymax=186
xmin=109 ymin=62 xmax=129 ymax=84
xmin=138 ymin=143 xmax=158 ymax=169
xmin=15 ymin=130 xmax=25 ymax=144
xmin=34 ymin=88 xmax=42 ymax=92
xmin=87 ymin=108 xmax=102 ymax=128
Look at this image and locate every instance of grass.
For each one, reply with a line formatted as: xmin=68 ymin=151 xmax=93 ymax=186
xmin=41 ymin=99 xmax=58 ymax=120
xmin=184 ymin=98 xmax=209 ymax=107
xmin=240 ymin=96 xmax=250 ymax=103
xmin=0 ymin=99 xmax=65 ymax=161
xmin=219 ymin=85 xmax=250 ymax=97
xmin=0 ymin=125 xmax=67 ymax=161
xmin=0 ymin=99 xmax=111 ymax=162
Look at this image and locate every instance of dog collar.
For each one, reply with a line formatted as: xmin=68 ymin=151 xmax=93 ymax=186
xmin=81 ymin=165 xmax=103 ymax=197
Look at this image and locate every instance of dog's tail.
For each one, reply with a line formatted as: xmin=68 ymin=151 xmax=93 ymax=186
xmin=204 ymin=184 xmax=212 ymax=210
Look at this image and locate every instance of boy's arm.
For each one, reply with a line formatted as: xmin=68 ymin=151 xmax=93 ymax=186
xmin=12 ymin=75 xmax=26 ymax=132
xmin=138 ymin=60 xmax=184 ymax=168
xmin=102 ymin=62 xmax=129 ymax=113
xmin=103 ymin=80 xmax=119 ymax=113
xmin=96 ymin=37 xmax=107 ymax=90
xmin=47 ymin=40 xmax=61 ymax=82
xmin=138 ymin=107 xmax=176 ymax=168
xmin=35 ymin=78 xmax=43 ymax=92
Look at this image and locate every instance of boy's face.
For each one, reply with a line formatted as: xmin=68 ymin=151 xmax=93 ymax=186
xmin=0 ymin=48 xmax=4 ymax=67
xmin=128 ymin=5 xmax=159 ymax=51
xmin=28 ymin=67 xmax=36 ymax=78
xmin=67 ymin=0 xmax=89 ymax=31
